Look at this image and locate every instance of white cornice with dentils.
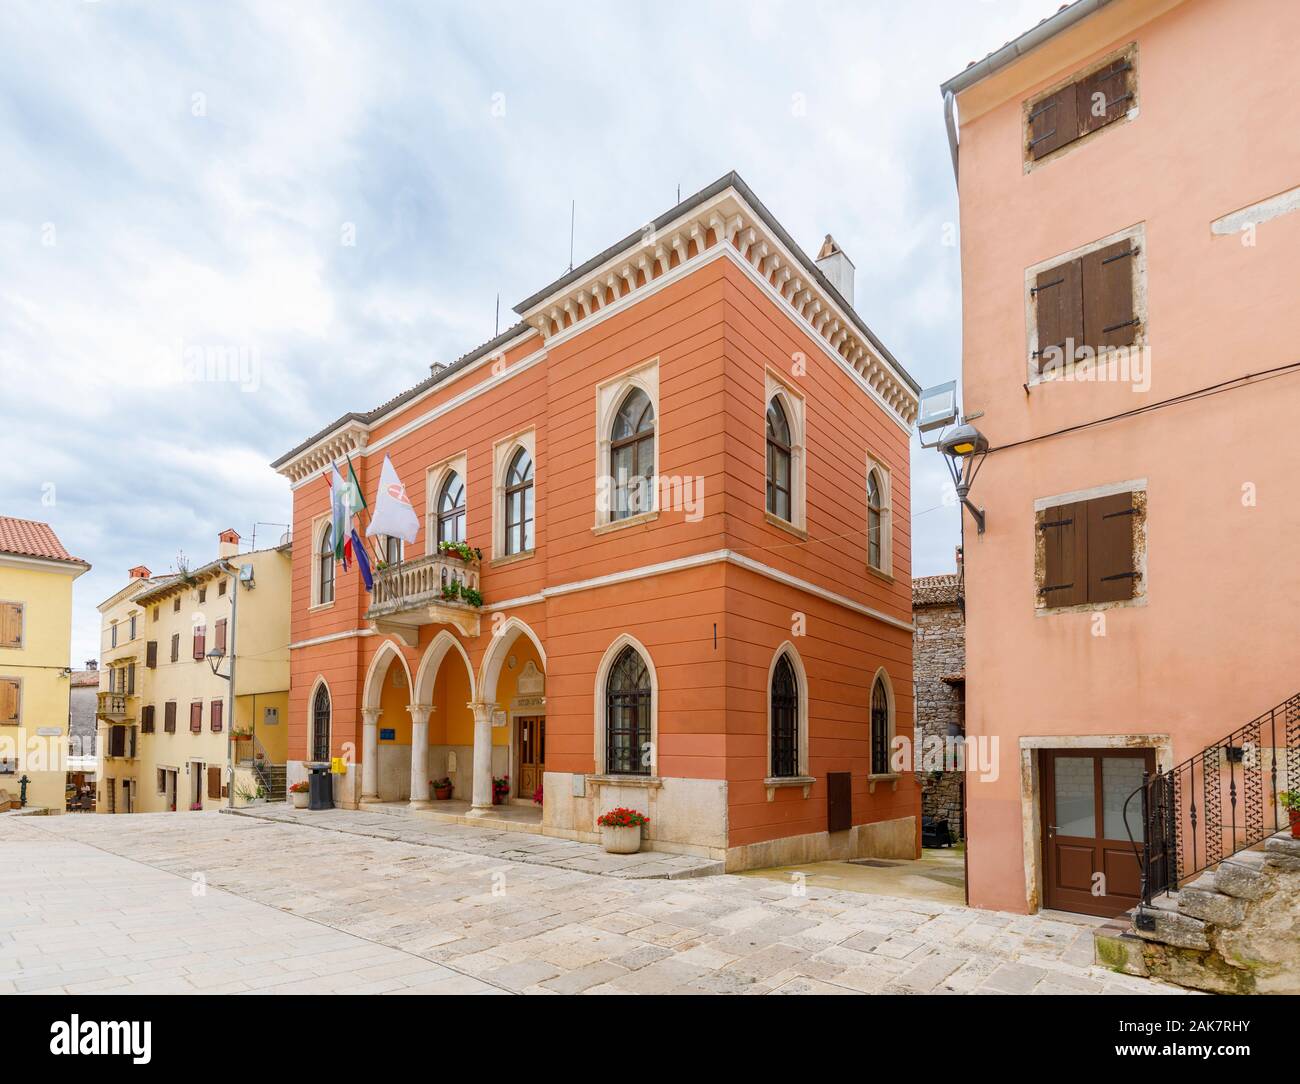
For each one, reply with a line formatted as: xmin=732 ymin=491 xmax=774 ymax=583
xmin=517 ymin=187 xmax=919 ymax=431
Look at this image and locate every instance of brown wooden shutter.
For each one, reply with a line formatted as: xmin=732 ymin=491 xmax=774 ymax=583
xmin=109 ymin=724 xmax=125 ymax=758
xmin=141 ymin=705 xmax=155 ymax=733
xmin=1086 ymin=492 xmax=1138 ymax=603
xmin=1081 ymin=238 xmax=1137 ymax=352
xmin=127 ymin=663 xmax=136 ymax=695
xmin=1027 ymin=87 xmax=1079 ymax=160
xmin=171 ymin=633 xmax=179 ymax=662
xmin=1076 ymin=58 xmax=1132 ymax=137
xmin=1039 ymin=502 xmax=1089 ymax=607
xmin=165 ymin=701 xmax=176 ymax=733
xmin=193 ymin=624 xmax=206 ymax=661
xmin=0 ymin=679 xmax=18 ymax=725
xmin=146 ymin=640 xmax=158 ymax=669
xmin=1034 ymin=258 xmax=1083 ymax=370
xmin=215 ymin=618 xmax=227 ymax=654
xmin=190 ymin=701 xmax=202 ymax=733
xmin=207 ymin=765 xmax=221 ymax=800
xmin=0 ymin=603 xmax=21 ymax=648
xmin=827 ymin=771 xmax=852 ymax=833
xmin=210 ymin=700 xmax=223 ymax=733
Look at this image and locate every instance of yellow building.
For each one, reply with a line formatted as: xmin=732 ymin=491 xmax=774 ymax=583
xmin=96 ymin=529 xmax=291 ymax=813
xmin=0 ymin=517 xmax=90 ymax=812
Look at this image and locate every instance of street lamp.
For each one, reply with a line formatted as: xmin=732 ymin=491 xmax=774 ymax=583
xmin=918 ymin=382 xmax=990 ymax=535
xmin=206 ymin=648 xmax=229 ymax=680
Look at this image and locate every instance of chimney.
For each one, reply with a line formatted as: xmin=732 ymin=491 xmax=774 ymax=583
xmin=86 ymin=659 xmax=98 ymax=670
xmin=815 ymin=235 xmax=855 ymax=308
xmin=128 ymin=565 xmax=150 ymax=579
xmin=430 ymin=361 xmax=448 ymax=379
xmin=218 ymin=529 xmax=241 ymax=558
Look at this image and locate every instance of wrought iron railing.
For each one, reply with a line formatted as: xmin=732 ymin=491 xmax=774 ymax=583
xmin=366 ymin=553 xmax=480 ymax=618
xmin=1127 ymin=693 xmax=1300 ymax=923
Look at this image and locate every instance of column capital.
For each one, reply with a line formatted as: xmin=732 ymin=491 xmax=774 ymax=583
xmin=467 ymin=700 xmax=497 ymax=724
xmin=407 ymin=703 xmax=435 ymax=725
xmin=361 ymin=708 xmax=382 ymax=727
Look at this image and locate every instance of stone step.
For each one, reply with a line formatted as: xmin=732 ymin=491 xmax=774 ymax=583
xmin=1131 ymin=906 xmax=1210 ymax=951
xmin=1215 ymin=854 xmax=1271 ymax=900
xmin=1265 ymin=832 xmax=1300 ymax=871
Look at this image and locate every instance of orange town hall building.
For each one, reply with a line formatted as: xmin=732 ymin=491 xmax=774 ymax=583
xmin=272 ymin=173 xmax=922 ymax=870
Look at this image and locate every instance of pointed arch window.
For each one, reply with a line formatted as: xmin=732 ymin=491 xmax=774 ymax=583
xmin=770 ymin=653 xmax=799 ymax=778
xmin=311 ymin=683 xmax=331 ymax=763
xmin=504 ymin=448 xmax=534 ymax=555
xmin=610 ymin=388 xmax=655 ymax=521
xmin=867 ymin=469 xmax=884 ymax=571
xmin=437 ymin=471 xmax=466 ymax=546
xmin=605 ymin=645 xmax=651 ymax=775
xmin=870 ymin=675 xmax=891 ymax=775
xmin=318 ymin=524 xmax=335 ymax=605
xmin=766 ymin=397 xmax=793 ymax=521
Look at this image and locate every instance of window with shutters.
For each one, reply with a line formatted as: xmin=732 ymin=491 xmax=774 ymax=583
xmin=1035 ymin=485 xmax=1146 ymax=611
xmin=110 ymin=621 xmax=118 ymax=648
xmin=170 ymin=632 xmax=179 ymax=663
xmin=198 ymin=585 xmax=206 ymax=604
xmin=0 ymin=678 xmax=20 ymax=725
xmin=1027 ymin=225 xmax=1145 ymax=383
xmin=128 ymin=614 xmax=137 ymax=640
xmin=192 ymin=622 xmax=206 ymax=661
xmin=164 ymin=701 xmax=177 ymax=733
xmin=173 ymin=596 xmax=181 ymax=613
xmin=1025 ymin=46 xmax=1136 ymax=166
xmin=141 ymin=705 xmax=155 ymax=734
xmin=207 ymin=765 xmax=222 ymax=801
xmin=214 ymin=618 xmax=227 ymax=655
xmin=210 ymin=699 xmax=223 ymax=733
xmin=0 ymin=602 xmax=22 ymax=649
xmin=126 ymin=663 xmax=135 ymax=695
xmin=189 ymin=701 xmax=202 ymax=733
xmin=146 ymin=639 xmax=157 ymax=668
xmin=218 ymin=579 xmax=227 ymax=597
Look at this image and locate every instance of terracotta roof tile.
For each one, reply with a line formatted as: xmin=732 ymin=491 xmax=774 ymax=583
xmin=0 ymin=517 xmax=84 ymax=565
xmin=913 ymin=572 xmax=962 ymax=607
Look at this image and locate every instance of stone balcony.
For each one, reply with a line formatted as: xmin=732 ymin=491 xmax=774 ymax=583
xmin=96 ymin=691 xmax=132 ymax=720
xmin=364 ymin=552 xmax=482 ymax=644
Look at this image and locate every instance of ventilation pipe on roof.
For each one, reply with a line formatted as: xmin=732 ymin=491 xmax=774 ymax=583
xmin=814 ymin=235 xmax=855 ymax=308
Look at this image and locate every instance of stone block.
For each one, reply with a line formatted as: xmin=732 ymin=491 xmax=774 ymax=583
xmin=1131 ymin=908 xmax=1209 ymax=951
xmin=1093 ymin=927 xmax=1149 ymax=976
xmin=1177 ymin=887 xmax=1247 ymax=928
xmin=1214 ymin=857 xmax=1270 ymax=900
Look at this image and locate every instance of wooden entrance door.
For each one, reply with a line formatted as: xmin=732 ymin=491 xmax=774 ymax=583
xmin=517 ymin=717 xmax=545 ymax=799
xmin=1042 ymin=749 xmax=1154 ymax=916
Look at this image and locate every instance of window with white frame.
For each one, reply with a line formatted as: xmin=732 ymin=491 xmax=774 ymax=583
xmin=491 ymin=431 xmax=536 ymax=559
xmin=764 ymin=371 xmax=806 ymax=531
xmin=425 ymin=453 xmax=468 ymax=554
xmin=313 ymin=517 xmax=335 ymax=607
xmin=866 ymin=458 xmax=892 ymax=574
xmin=594 ymin=360 xmax=659 ymax=529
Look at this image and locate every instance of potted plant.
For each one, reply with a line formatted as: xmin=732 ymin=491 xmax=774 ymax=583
xmin=438 ymin=540 xmax=482 ymax=564
xmin=533 ymin=783 xmax=543 ymax=806
xmin=289 ymin=779 xmax=310 ymax=809
xmin=1281 ymin=790 xmax=1300 ymax=838
xmin=596 ymin=807 xmax=649 ymax=854
xmin=189 ymin=801 xmax=203 ymax=811
xmin=431 ymin=777 xmax=453 ymax=800
xmin=492 ymin=775 xmax=510 ymax=805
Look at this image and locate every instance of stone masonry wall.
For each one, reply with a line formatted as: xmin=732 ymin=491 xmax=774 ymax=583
xmin=913 ymin=598 xmax=965 ymax=839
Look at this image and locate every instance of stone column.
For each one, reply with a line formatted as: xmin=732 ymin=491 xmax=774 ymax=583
xmin=408 ymin=704 xmax=434 ymax=808
xmin=360 ymin=709 xmax=381 ymax=803
xmin=466 ymin=701 xmax=496 ymax=815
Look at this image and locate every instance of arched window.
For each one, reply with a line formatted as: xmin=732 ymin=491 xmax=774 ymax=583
xmin=610 ymin=388 xmax=655 ymax=521
xmin=311 ymin=682 xmax=331 ymax=763
xmin=605 ymin=645 xmax=651 ymax=775
xmin=867 ymin=470 xmax=884 ymax=571
xmin=870 ymin=675 xmax=891 ymax=775
xmin=437 ymin=471 xmax=465 ymax=545
xmin=504 ymin=448 xmax=534 ymax=555
xmin=770 ymin=652 xmax=799 ymax=777
xmin=318 ymin=524 xmax=335 ymax=605
xmin=766 ymin=397 xmax=792 ymax=521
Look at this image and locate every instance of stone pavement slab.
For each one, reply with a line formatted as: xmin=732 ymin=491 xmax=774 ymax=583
xmin=0 ymin=812 xmax=1187 ymax=996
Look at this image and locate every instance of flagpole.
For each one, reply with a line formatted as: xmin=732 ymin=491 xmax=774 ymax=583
xmin=346 ymin=453 xmax=387 ymax=569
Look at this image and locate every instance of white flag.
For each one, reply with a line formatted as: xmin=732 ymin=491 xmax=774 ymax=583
xmin=365 ymin=455 xmax=420 ymax=544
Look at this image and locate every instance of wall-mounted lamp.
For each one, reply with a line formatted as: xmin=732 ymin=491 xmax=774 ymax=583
xmin=918 ymin=382 xmax=990 ymax=535
xmin=206 ymin=648 xmax=229 ymax=680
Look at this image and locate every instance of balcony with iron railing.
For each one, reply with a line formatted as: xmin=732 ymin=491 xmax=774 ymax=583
xmin=364 ymin=549 xmax=483 ymax=643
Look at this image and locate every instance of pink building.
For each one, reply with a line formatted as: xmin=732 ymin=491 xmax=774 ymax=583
xmin=942 ymin=0 xmax=1300 ymax=917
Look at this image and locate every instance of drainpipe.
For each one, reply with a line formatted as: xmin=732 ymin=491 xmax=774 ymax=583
xmin=226 ymin=563 xmax=238 ymax=810
xmin=943 ymin=91 xmax=959 ymax=185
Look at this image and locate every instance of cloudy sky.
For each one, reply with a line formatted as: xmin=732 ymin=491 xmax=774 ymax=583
xmin=0 ymin=0 xmax=1062 ymax=666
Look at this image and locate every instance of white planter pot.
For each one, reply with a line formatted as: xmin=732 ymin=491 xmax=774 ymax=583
xmin=291 ymin=791 xmax=309 ymax=809
xmin=601 ymin=824 xmax=642 ymax=854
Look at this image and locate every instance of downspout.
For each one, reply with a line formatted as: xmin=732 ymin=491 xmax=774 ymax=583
xmin=943 ymin=91 xmax=959 ymax=185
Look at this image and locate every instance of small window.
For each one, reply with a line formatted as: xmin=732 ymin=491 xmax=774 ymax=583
xmin=173 ymin=597 xmax=181 ymax=613
xmin=770 ymin=653 xmax=799 ymax=778
xmin=604 ymin=646 xmax=651 ymax=775
xmin=218 ymin=579 xmax=227 ymax=597
xmin=1027 ymin=51 xmax=1134 ymax=162
xmin=870 ymin=677 xmax=891 ymax=775
xmin=1037 ymin=490 xmax=1141 ymax=608
xmin=318 ymin=524 xmax=335 ymax=605
xmin=152 ymin=607 xmax=159 ymax=622
xmin=128 ymin=614 xmax=137 ymax=640
xmin=141 ymin=705 xmax=155 ymax=734
xmin=192 ymin=622 xmax=206 ymax=661
xmin=189 ymin=701 xmax=202 ymax=734
xmin=504 ymin=448 xmax=534 ymax=555
xmin=170 ymin=633 xmax=179 ymax=663
xmin=0 ymin=678 xmax=19 ymax=725
xmin=609 ymin=389 xmax=655 ymax=521
xmin=0 ymin=602 xmax=22 ymax=648
xmin=766 ymin=399 xmax=792 ymax=521
xmin=110 ymin=621 xmax=118 ymax=648
xmin=210 ymin=699 xmax=223 ymax=733
xmin=164 ymin=701 xmax=177 ymax=733
xmin=1033 ymin=237 xmax=1139 ymax=373
xmin=198 ymin=586 xmax=206 ymax=604
xmin=867 ymin=471 xmax=884 ymax=570
xmin=437 ymin=473 xmax=466 ymax=546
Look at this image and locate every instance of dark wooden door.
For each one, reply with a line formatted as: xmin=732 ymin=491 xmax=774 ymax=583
xmin=1042 ymin=748 xmax=1153 ymax=916
xmin=517 ymin=717 xmax=545 ymax=798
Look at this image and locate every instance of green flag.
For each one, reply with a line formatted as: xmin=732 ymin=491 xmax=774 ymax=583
xmin=345 ymin=454 xmax=367 ymax=511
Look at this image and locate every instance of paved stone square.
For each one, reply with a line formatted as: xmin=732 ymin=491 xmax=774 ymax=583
xmin=0 ymin=810 xmax=1185 ymax=995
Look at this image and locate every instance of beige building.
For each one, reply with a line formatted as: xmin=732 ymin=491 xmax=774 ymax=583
xmin=96 ymin=530 xmax=291 ymax=813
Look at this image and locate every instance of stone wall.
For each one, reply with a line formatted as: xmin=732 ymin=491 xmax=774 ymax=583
xmin=912 ymin=584 xmax=965 ymax=839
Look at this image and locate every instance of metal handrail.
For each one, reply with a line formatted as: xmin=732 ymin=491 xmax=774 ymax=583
xmin=1127 ymin=692 xmax=1299 ymax=925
